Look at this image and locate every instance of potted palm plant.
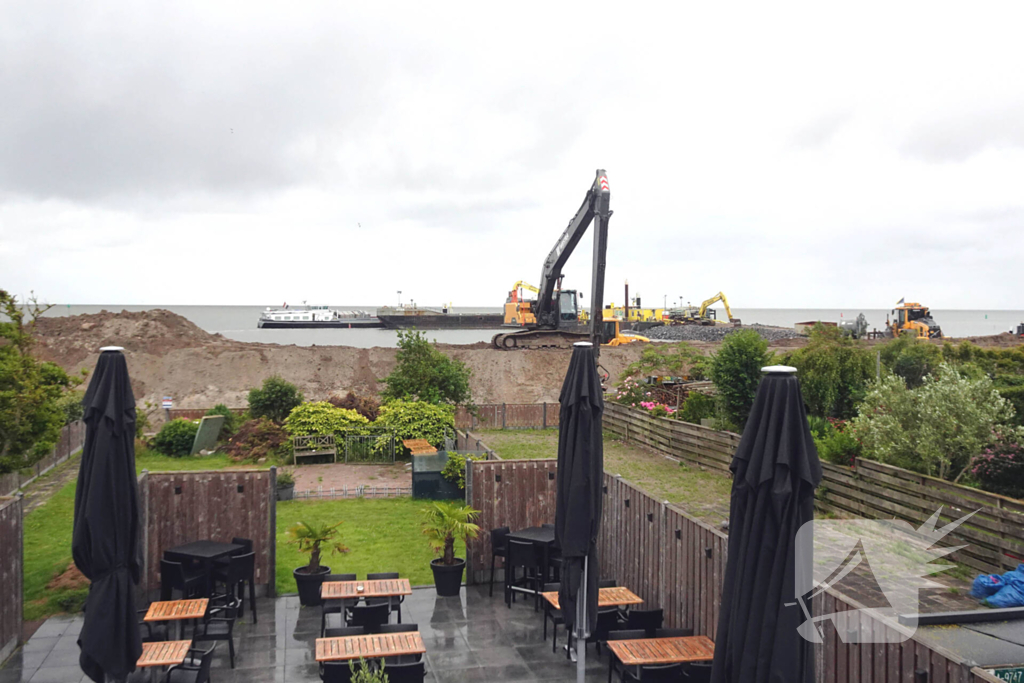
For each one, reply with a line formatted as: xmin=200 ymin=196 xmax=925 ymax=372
xmin=276 ymin=471 xmax=295 ymax=501
xmin=422 ymin=501 xmax=480 ymax=597
xmin=287 ymin=521 xmax=348 ymax=606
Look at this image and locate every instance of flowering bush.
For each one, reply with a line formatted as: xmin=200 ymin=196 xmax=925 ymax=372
xmin=970 ymin=436 xmax=1024 ymax=499
xmin=612 ymin=376 xmax=653 ymax=407
xmin=638 ymin=401 xmax=676 ymax=418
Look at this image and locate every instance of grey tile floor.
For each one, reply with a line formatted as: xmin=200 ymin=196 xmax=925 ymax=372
xmin=0 ymin=585 xmax=615 ymax=683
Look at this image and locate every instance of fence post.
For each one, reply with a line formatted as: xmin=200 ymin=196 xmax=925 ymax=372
xmin=543 ymin=402 xmax=547 ymax=429
xmin=268 ymin=467 xmax=277 ymax=597
xmin=502 ymin=403 xmax=507 ymax=429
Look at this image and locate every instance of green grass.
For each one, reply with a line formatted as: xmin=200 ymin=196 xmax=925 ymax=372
xmin=477 ymin=428 xmax=734 ymax=525
xmin=275 ymin=498 xmax=466 ymax=595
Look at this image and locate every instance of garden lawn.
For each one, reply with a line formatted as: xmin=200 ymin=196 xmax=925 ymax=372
xmin=22 ymin=449 xmax=254 ymax=622
xmin=275 ymin=497 xmax=464 ymax=595
xmin=476 ymin=428 xmax=733 ymax=525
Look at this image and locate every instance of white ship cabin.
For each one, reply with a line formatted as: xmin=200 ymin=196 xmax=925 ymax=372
xmin=262 ymin=306 xmax=337 ymax=322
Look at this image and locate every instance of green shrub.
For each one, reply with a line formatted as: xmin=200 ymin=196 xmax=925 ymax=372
xmin=284 ymin=401 xmax=369 ymax=437
xmin=852 ymin=365 xmax=1017 ymax=480
xmin=709 ymin=329 xmax=773 ymax=431
xmin=248 ymin=376 xmax=304 ymax=422
xmin=783 ymin=325 xmax=874 ymax=418
xmin=381 ymin=330 xmax=473 ymax=406
xmin=970 ymin=435 xmax=1024 ymax=499
xmin=441 ymin=452 xmax=484 ymax=490
xmin=152 ymin=419 xmax=200 ymax=457
xmin=678 ymin=392 xmax=715 ymax=425
xmin=375 ymin=400 xmax=455 ymax=448
xmin=225 ymin=418 xmax=290 ymax=463
xmin=879 ymin=336 xmax=942 ymax=388
xmin=205 ymin=404 xmax=239 ymax=438
xmin=811 ymin=419 xmax=861 ymax=467
xmin=57 ymin=391 xmax=84 ymax=424
xmin=618 ymin=343 xmax=704 ymax=384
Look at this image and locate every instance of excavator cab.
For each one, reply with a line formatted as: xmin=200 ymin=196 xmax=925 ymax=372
xmin=559 ymin=290 xmax=579 ymax=322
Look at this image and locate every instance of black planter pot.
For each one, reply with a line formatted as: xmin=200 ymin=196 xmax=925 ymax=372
xmin=430 ymin=558 xmax=466 ymax=597
xmin=277 ymin=484 xmax=295 ymax=501
xmin=293 ymin=565 xmax=330 ymax=606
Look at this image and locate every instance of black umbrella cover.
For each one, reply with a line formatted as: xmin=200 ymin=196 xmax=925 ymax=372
xmin=555 ymin=343 xmax=604 ymax=636
xmin=73 ymin=350 xmax=143 ymax=682
xmin=711 ymin=367 xmax=822 ymax=683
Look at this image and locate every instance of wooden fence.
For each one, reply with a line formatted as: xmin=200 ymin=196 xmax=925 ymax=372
xmin=456 ymin=403 xmax=560 ymax=430
xmin=0 ymin=421 xmax=86 ymax=497
xmin=0 ymin=496 xmax=21 ymax=665
xmin=138 ymin=469 xmax=276 ymax=597
xmin=167 ymin=408 xmax=247 ymax=421
xmin=465 ymin=458 xmax=1003 ymax=683
xmin=604 ymin=402 xmax=1024 ymax=577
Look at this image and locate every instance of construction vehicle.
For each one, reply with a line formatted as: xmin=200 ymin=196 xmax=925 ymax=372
xmin=1014 ymin=323 xmax=1024 ymax=338
xmin=492 ymin=170 xmax=612 ymax=350
xmin=839 ymin=313 xmax=870 ymax=339
xmin=885 ymin=301 xmax=943 ymax=339
xmin=667 ymin=292 xmax=741 ymax=325
xmin=503 ymin=281 xmax=542 ymax=325
xmin=601 ymin=318 xmax=650 ymax=347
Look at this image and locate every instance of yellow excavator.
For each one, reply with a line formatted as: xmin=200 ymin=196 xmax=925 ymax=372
xmin=668 ymin=292 xmax=741 ymax=325
xmin=885 ymin=301 xmax=943 ymax=339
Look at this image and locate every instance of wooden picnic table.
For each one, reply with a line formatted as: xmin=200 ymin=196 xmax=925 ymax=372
xmin=321 ymin=578 xmax=412 ymax=601
xmin=316 ymin=632 xmax=426 ymax=662
xmin=136 ymin=640 xmax=192 ymax=668
xmin=605 ymin=635 xmax=715 ymax=666
xmin=541 ymin=586 xmax=644 ymax=611
xmin=144 ymin=599 xmax=209 ymax=623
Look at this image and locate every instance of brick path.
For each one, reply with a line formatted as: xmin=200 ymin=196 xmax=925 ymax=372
xmin=285 ymin=462 xmax=411 ymax=493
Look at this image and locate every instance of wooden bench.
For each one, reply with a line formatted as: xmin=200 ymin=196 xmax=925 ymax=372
xmin=293 ymin=435 xmax=337 ymax=464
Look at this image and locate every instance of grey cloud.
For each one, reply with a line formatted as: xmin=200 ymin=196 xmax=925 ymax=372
xmin=900 ymin=104 xmax=1024 ymax=162
xmin=791 ymin=109 xmax=853 ymax=149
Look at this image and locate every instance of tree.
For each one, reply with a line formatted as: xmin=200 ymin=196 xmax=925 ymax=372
xmin=709 ymin=329 xmax=773 ymax=431
xmin=381 ymin=330 xmax=472 ymax=406
xmin=852 ymin=364 xmax=1018 ymax=480
xmin=247 ymin=375 xmax=304 ymax=422
xmin=0 ymin=290 xmax=75 ymax=475
xmin=879 ymin=336 xmax=942 ymax=389
xmin=784 ymin=325 xmax=874 ymax=418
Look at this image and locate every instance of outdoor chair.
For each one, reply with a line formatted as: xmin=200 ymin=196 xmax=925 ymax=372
xmin=488 ymin=526 xmax=510 ymax=597
xmin=505 ymin=539 xmax=542 ymax=609
xmin=682 ymin=662 xmax=711 ymax=682
xmin=159 ymin=558 xmax=208 ymax=601
xmin=320 ymin=660 xmax=354 ymax=683
xmin=378 ymin=624 xmax=422 ymax=665
xmin=323 ymin=626 xmax=365 ymax=638
xmin=345 ymin=602 xmax=391 ymax=633
xmin=621 ymin=608 xmax=663 ymax=636
xmin=655 ymin=628 xmax=693 ymax=638
xmin=540 ymin=524 xmax=562 ymax=581
xmin=137 ymin=607 xmax=168 ymax=643
xmin=213 ymin=538 xmax=256 ymax=620
xmin=321 ymin=573 xmax=358 ymax=635
xmin=598 ymin=579 xmax=618 ymax=588
xmin=607 ymin=630 xmax=647 ymax=683
xmin=211 ymin=551 xmax=257 ymax=624
xmin=164 ymin=644 xmax=215 ymax=683
xmin=566 ymin=608 xmax=621 ymax=659
xmin=366 ymin=571 xmax=405 ymax=623
xmin=623 ymin=663 xmax=685 ymax=682
xmin=192 ymin=597 xmax=240 ymax=668
xmin=541 ymin=582 xmax=565 ymax=652
xmin=382 ymin=660 xmax=426 ymax=683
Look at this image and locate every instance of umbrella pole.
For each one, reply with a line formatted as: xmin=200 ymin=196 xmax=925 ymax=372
xmin=576 ymin=556 xmax=588 ymax=683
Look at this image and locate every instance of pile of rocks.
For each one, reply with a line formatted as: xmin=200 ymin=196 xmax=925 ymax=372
xmin=646 ymin=324 xmax=802 ymax=343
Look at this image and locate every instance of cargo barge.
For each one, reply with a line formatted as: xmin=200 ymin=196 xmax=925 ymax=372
xmin=258 ymin=305 xmax=382 ymax=329
xmin=376 ymin=305 xmax=504 ymax=330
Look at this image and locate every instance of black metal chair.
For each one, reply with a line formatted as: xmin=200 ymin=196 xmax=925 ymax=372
xmin=383 ymin=660 xmax=426 ymax=683
xmin=505 ymin=539 xmax=542 ymax=609
xmin=366 ymin=572 xmax=404 ymax=623
xmin=489 ymin=527 xmax=510 ymax=597
xmin=159 ymin=559 xmax=208 ymax=601
xmin=623 ymin=663 xmax=685 ymax=682
xmin=655 ymin=628 xmax=693 ymax=638
xmin=622 ymin=608 xmax=663 ymax=637
xmin=378 ymin=624 xmax=422 ymax=665
xmin=598 ymin=578 xmax=618 ymax=588
xmin=213 ymin=538 xmax=256 ymax=621
xmin=683 ymin=662 xmax=711 ymax=682
xmin=541 ymin=582 xmax=564 ymax=652
xmin=211 ymin=551 xmax=256 ymax=624
xmin=323 ymin=626 xmax=365 ymax=638
xmin=345 ymin=602 xmax=391 ymax=633
xmin=607 ymin=629 xmax=647 ymax=683
xmin=320 ymin=573 xmax=358 ymax=635
xmin=165 ymin=644 xmax=216 ymax=683
xmin=192 ymin=597 xmax=240 ymax=668
xmin=136 ymin=608 xmax=168 ymax=643
xmin=321 ymin=661 xmax=354 ymax=683
xmin=589 ymin=608 xmax=622 ymax=655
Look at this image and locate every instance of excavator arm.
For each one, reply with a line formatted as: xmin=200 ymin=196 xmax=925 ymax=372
xmin=512 ymin=281 xmax=540 ymax=295
xmin=696 ymin=292 xmax=738 ymax=324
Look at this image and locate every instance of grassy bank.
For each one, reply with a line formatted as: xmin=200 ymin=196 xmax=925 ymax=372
xmin=476 ymin=428 xmax=733 ymax=525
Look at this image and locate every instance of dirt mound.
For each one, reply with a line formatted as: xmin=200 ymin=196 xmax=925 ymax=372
xmin=47 ymin=563 xmax=90 ymax=591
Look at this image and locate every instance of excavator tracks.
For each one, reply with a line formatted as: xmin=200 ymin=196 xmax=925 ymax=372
xmin=491 ymin=330 xmax=590 ymax=350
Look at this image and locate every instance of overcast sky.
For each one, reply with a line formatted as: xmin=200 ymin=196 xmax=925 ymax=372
xmin=2 ymin=2 xmax=1023 ymax=310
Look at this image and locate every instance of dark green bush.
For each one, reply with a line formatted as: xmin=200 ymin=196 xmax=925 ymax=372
xmin=381 ymin=330 xmax=473 ymax=406
xmin=709 ymin=329 xmax=773 ymax=431
xmin=57 ymin=391 xmax=85 ymax=424
xmin=206 ymin=404 xmax=240 ymax=438
xmin=152 ymin=419 xmax=200 ymax=457
xmin=970 ymin=436 xmax=1024 ymax=499
xmin=441 ymin=452 xmax=484 ymax=490
xmin=811 ymin=419 xmax=861 ymax=467
xmin=783 ymin=325 xmax=874 ymax=418
xmin=248 ymin=376 xmax=304 ymax=422
xmin=678 ymin=392 xmax=715 ymax=425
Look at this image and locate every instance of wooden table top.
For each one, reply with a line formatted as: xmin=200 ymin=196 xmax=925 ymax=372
xmin=605 ymin=636 xmax=715 ymax=666
xmin=321 ymin=578 xmax=412 ymax=600
xmin=403 ymin=439 xmax=436 ymax=455
xmin=316 ymin=633 xmax=425 ymax=662
xmin=137 ymin=640 xmax=192 ymax=668
xmin=144 ymin=599 xmax=209 ymax=622
xmin=541 ymin=586 xmax=644 ymax=611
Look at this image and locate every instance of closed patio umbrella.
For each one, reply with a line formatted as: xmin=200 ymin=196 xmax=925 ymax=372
xmin=711 ymin=365 xmax=821 ymax=683
xmin=73 ymin=347 xmax=143 ymax=682
xmin=555 ymin=342 xmax=604 ymax=683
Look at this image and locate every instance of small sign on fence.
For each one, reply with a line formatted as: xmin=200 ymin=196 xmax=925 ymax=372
xmin=162 ymin=396 xmax=173 ymax=409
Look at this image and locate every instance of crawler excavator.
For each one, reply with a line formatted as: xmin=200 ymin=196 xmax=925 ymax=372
xmin=668 ymin=292 xmax=741 ymax=325
xmin=492 ymin=170 xmax=612 ymax=351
